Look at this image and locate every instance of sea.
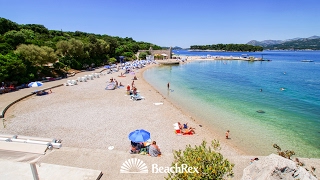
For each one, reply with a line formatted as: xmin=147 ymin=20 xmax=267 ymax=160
xmin=143 ymin=50 xmax=320 ymax=158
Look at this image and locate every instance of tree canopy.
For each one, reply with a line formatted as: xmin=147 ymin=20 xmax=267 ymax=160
xmin=0 ymin=17 xmax=164 ymax=85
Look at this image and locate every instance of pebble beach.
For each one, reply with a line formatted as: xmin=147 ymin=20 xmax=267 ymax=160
xmin=1 ymin=62 xmax=319 ymax=179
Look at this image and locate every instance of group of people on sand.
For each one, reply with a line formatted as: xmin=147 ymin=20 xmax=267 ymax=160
xmin=109 ymin=77 xmax=123 ymax=88
xmin=130 ymin=140 xmax=161 ymax=157
xmin=177 ymin=122 xmax=196 ymax=135
xmin=126 ymin=80 xmax=139 ymax=96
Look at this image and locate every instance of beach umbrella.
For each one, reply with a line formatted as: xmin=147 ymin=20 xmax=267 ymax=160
xmin=128 ymin=129 xmax=150 ymax=143
xmin=104 ymin=65 xmax=111 ymax=69
xmin=28 ymin=81 xmax=43 ymax=88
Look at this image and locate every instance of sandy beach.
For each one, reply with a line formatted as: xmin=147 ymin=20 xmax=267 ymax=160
xmin=1 ymin=62 xmax=319 ymax=179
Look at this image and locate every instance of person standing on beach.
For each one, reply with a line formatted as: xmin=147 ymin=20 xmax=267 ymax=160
xmin=167 ymin=82 xmax=170 ymax=90
xmin=126 ymin=84 xmax=131 ymax=95
xmin=226 ymin=130 xmax=230 ymax=139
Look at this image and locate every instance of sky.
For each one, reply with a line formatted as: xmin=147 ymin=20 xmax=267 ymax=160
xmin=1 ymin=0 xmax=320 ymax=48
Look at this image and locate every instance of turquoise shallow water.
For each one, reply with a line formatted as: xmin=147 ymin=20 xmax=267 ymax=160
xmin=144 ymin=51 xmax=320 ymax=158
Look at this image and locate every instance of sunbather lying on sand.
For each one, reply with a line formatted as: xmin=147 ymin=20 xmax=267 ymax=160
xmin=182 ymin=127 xmax=195 ymax=135
xmin=36 ymin=89 xmax=52 ymax=96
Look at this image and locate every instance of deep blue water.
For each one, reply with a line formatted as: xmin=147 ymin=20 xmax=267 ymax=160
xmin=144 ymin=50 xmax=320 ymax=158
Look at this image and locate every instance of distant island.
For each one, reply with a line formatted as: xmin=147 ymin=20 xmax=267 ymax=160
xmin=247 ymin=36 xmax=320 ymax=50
xmin=186 ymin=36 xmax=320 ymax=52
xmin=189 ymin=44 xmax=263 ymax=52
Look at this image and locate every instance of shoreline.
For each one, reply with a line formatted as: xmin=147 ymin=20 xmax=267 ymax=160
xmin=140 ymin=62 xmax=247 ymax=156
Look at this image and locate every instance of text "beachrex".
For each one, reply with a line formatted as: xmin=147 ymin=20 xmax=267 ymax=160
xmin=152 ymin=163 xmax=199 ymax=174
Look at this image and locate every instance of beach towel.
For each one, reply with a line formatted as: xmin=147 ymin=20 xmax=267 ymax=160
xmin=105 ymin=83 xmax=115 ymax=90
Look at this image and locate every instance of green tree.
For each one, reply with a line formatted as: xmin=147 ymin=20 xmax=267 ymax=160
xmin=41 ymin=46 xmax=57 ymax=64
xmin=19 ymin=24 xmax=49 ymax=34
xmin=0 ymin=18 xmax=19 ymax=35
xmin=15 ymin=44 xmax=43 ymax=66
xmin=0 ymin=42 xmax=14 ymax=54
xmin=15 ymin=44 xmax=56 ymax=66
xmin=138 ymin=52 xmax=149 ymax=60
xmin=68 ymin=38 xmax=87 ymax=59
xmin=4 ymin=30 xmax=27 ymax=47
xmin=122 ymin=52 xmax=135 ymax=61
xmin=0 ymin=53 xmax=26 ymax=82
xmin=0 ymin=17 xmax=165 ymax=79
xmin=166 ymin=140 xmax=234 ymax=180
xmin=56 ymin=40 xmax=71 ymax=56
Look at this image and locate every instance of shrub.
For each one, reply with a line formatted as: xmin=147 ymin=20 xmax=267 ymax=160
xmin=138 ymin=52 xmax=148 ymax=60
xmin=108 ymin=57 xmax=117 ymax=64
xmin=166 ymin=140 xmax=234 ymax=180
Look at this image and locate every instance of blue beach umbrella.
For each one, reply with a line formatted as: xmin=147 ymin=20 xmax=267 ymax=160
xmin=104 ymin=65 xmax=111 ymax=69
xmin=28 ymin=81 xmax=43 ymax=87
xmin=128 ymin=129 xmax=150 ymax=143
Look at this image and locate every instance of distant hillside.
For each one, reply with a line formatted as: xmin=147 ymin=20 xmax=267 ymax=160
xmin=247 ymin=36 xmax=320 ymax=50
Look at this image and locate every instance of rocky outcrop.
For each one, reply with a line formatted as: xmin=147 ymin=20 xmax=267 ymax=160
xmin=241 ymin=154 xmax=317 ymax=180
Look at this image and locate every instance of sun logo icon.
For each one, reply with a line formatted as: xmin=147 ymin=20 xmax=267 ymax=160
xmin=120 ymin=158 xmax=148 ymax=173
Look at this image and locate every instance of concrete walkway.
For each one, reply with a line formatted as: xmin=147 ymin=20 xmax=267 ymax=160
xmin=0 ymin=160 xmax=102 ymax=180
xmin=0 ymin=68 xmax=106 ymax=118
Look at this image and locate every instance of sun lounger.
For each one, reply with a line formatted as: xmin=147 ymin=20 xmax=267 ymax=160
xmin=81 ymin=77 xmax=87 ymax=82
xmin=92 ymin=73 xmax=99 ymax=78
xmin=66 ymin=80 xmax=73 ymax=86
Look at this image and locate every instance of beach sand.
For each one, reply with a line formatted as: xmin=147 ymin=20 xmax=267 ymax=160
xmin=1 ymin=62 xmax=319 ymax=179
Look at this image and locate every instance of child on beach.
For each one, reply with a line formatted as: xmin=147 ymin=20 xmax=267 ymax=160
xmin=226 ymin=130 xmax=230 ymax=139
